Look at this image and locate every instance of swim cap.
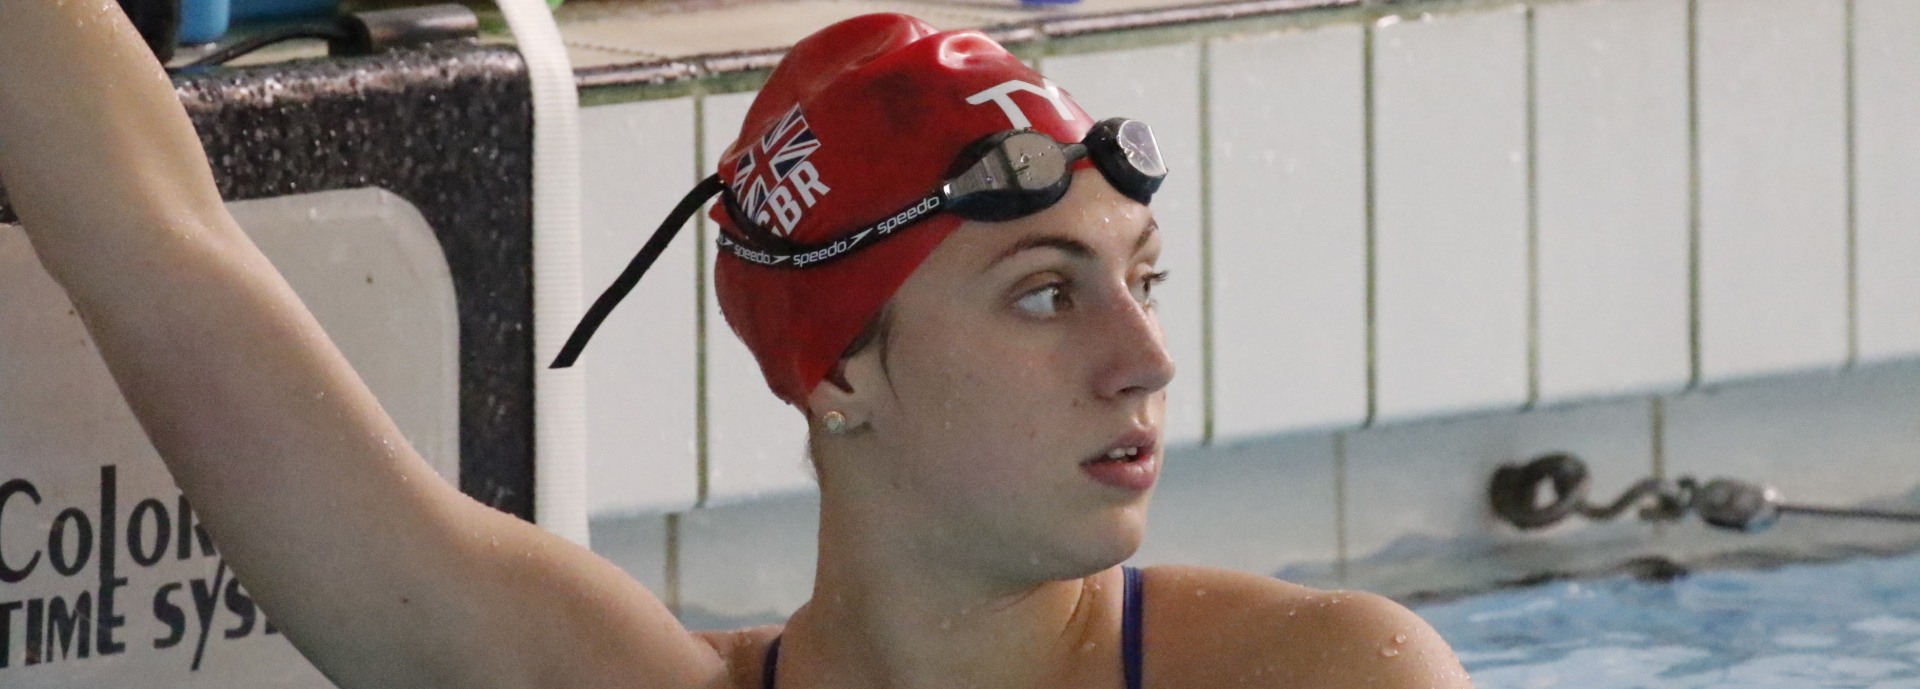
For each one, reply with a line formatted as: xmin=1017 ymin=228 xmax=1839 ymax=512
xmin=712 ymin=14 xmax=1094 ymax=406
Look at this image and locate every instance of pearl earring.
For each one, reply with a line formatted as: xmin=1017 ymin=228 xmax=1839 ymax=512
xmin=823 ymin=411 xmax=849 ymax=434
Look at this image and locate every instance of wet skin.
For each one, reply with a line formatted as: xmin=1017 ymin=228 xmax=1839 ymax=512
xmin=0 ymin=2 xmax=1471 ymax=688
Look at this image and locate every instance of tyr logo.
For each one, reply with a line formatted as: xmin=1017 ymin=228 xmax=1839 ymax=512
xmin=730 ymin=104 xmax=832 ymax=236
xmin=966 ymin=79 xmax=1077 ymax=129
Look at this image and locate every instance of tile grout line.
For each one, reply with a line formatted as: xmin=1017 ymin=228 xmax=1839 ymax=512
xmin=1648 ymin=395 xmax=1667 ymax=540
xmin=1844 ymin=0 xmax=1859 ymax=368
xmin=664 ymin=512 xmax=683 ymax=614
xmin=1686 ymin=0 xmax=1703 ymax=390
xmin=1361 ymin=13 xmax=1379 ymax=428
xmin=1522 ymin=3 xmax=1541 ymax=411
xmin=1649 ymin=395 xmax=1666 ymax=480
xmin=693 ymin=92 xmax=712 ymax=510
xmin=1332 ymin=430 xmax=1350 ymax=586
xmin=1198 ymin=37 xmax=1218 ymax=447
xmin=680 ymin=90 xmax=710 ymax=615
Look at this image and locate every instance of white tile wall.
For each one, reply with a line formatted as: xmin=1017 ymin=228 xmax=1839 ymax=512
xmin=579 ymin=99 xmax=703 ymax=515
xmin=1039 ymin=43 xmax=1209 ymax=448
xmin=1130 ymin=432 xmax=1340 ymax=574
xmin=678 ymin=490 xmax=821 ymax=625
xmin=1533 ymin=0 xmax=1692 ymax=404
xmin=1343 ymin=397 xmax=1656 ymax=560
xmin=556 ymin=0 xmax=1920 ymax=605
xmin=1664 ymin=360 xmax=1920 ymax=506
xmin=1371 ymin=9 xmax=1532 ymax=422
xmin=701 ymin=90 xmax=820 ymax=505
xmin=588 ymin=513 xmax=672 ymax=596
xmin=1854 ymin=0 xmax=1920 ymax=363
xmin=1206 ymin=26 xmax=1370 ymax=443
xmin=1696 ymin=0 xmax=1850 ymax=383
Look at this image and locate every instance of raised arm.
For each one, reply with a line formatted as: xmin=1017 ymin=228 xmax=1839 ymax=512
xmin=0 ymin=4 xmax=721 ymax=687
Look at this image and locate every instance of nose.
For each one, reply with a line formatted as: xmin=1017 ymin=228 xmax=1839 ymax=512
xmin=1091 ymin=289 xmax=1176 ymax=401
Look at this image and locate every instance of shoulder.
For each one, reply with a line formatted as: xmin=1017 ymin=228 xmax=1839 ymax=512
xmin=1138 ymin=565 xmax=1471 ymax=689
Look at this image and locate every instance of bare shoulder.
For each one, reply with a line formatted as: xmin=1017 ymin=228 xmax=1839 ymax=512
xmin=1139 ymin=565 xmax=1472 ymax=689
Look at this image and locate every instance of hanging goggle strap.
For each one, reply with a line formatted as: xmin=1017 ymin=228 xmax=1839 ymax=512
xmin=549 ymin=173 xmax=726 ymax=369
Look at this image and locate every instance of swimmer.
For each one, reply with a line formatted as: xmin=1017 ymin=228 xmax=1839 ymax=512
xmin=0 ymin=3 xmax=1471 ymax=688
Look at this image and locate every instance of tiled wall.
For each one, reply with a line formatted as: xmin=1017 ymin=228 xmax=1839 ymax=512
xmin=574 ymin=0 xmax=1920 ymax=624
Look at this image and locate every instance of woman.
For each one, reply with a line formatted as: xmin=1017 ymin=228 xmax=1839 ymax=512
xmin=0 ymin=3 xmax=1470 ymax=688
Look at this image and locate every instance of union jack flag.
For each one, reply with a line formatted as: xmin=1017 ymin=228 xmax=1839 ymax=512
xmin=729 ymin=104 xmax=823 ymax=235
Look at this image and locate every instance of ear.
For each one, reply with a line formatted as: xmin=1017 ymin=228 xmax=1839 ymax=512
xmin=805 ymin=346 xmax=888 ymax=433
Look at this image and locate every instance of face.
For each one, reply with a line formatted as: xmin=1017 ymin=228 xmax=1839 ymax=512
xmin=820 ymin=167 xmax=1176 ymax=582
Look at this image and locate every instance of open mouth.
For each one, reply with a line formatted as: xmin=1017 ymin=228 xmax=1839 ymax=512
xmin=1081 ymin=436 xmax=1159 ymax=492
xmin=1086 ymin=444 xmax=1148 ymax=465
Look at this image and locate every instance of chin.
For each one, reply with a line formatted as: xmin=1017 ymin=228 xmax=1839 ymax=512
xmin=1027 ymin=503 xmax=1150 ymax=581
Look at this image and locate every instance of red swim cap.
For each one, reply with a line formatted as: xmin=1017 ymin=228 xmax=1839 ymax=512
xmin=712 ymin=14 xmax=1094 ymax=406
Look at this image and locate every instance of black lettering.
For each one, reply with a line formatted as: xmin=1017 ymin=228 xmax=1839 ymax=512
xmin=176 ymin=496 xmax=217 ymax=560
xmin=0 ymin=600 xmax=19 ymax=668
xmin=190 ymin=563 xmax=228 ymax=671
xmin=152 ymin=583 xmax=186 ymax=649
xmin=47 ymin=592 xmax=92 ymax=660
xmin=96 ymin=466 xmax=127 ymax=655
xmin=25 ymin=598 xmax=43 ymax=665
xmin=0 ymin=479 xmax=43 ymax=583
xmin=222 ymin=578 xmax=256 ymax=639
xmin=127 ymin=498 xmax=170 ymax=567
xmin=190 ymin=577 xmax=220 ymax=636
xmin=95 ymin=573 xmax=127 ymax=655
xmin=49 ymin=507 xmax=93 ymax=576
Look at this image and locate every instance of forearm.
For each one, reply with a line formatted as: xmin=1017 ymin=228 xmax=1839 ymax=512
xmin=0 ymin=0 xmax=228 ymax=258
xmin=0 ymin=3 xmax=478 ymax=683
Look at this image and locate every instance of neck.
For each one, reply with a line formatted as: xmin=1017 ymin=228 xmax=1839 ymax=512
xmin=781 ymin=494 xmax=1118 ymax=689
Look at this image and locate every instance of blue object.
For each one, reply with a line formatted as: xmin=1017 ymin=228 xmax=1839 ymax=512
xmin=178 ymin=0 xmax=230 ymax=44
xmin=230 ymin=0 xmax=337 ymax=21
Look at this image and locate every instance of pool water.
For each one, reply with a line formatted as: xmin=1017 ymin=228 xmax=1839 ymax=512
xmin=1414 ymin=548 xmax=1920 ymax=688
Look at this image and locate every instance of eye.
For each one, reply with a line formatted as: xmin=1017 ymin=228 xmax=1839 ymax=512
xmin=1015 ymin=282 xmax=1072 ymax=317
xmin=1132 ymin=270 xmax=1169 ymax=308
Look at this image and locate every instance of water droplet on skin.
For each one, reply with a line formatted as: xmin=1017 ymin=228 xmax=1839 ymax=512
xmin=1194 ymin=588 xmax=1207 ymax=597
xmin=1393 ymin=634 xmax=1407 ymax=644
xmin=1380 ymin=647 xmax=1399 ymax=658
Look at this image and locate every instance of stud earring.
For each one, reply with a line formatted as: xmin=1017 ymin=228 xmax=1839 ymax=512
xmin=822 ymin=410 xmax=849 ymax=435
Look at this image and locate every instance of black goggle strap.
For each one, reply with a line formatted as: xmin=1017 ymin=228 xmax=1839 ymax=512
xmin=550 ymin=173 xmax=726 ymax=369
xmin=715 ymin=189 xmax=949 ymax=270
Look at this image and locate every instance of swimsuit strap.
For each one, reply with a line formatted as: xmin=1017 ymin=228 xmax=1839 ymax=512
xmin=1122 ymin=565 xmax=1145 ymax=689
xmin=761 ymin=567 xmax=1145 ymax=689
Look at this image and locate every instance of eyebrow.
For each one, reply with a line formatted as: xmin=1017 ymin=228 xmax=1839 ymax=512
xmin=983 ymin=219 xmax=1160 ymax=273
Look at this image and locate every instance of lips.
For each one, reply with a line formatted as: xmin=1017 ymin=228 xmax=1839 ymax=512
xmin=1081 ymin=430 xmax=1159 ymax=492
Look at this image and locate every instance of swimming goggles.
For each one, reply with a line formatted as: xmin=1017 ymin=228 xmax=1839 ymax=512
xmin=550 ymin=117 xmax=1166 ymax=369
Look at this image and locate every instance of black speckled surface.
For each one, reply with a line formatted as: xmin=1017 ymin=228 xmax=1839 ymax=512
xmin=2 ymin=44 xmax=538 ymax=521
